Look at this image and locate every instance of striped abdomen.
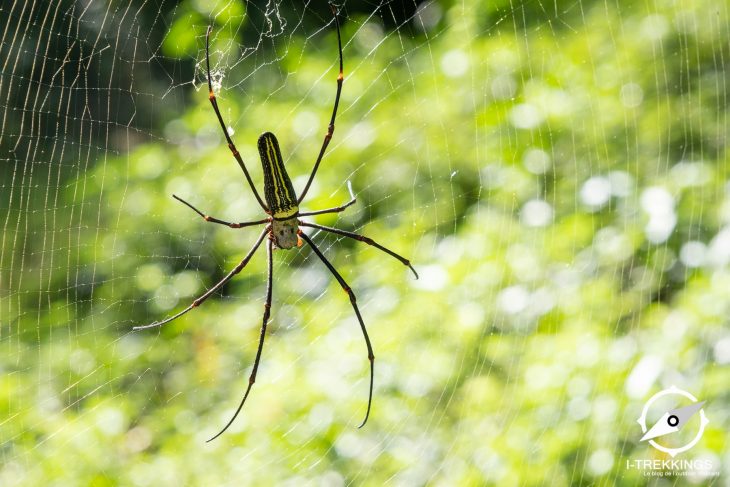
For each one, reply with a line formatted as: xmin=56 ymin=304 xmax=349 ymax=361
xmin=257 ymin=132 xmax=299 ymax=219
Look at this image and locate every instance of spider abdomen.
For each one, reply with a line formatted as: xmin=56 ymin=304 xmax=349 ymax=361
xmin=257 ymin=132 xmax=299 ymax=220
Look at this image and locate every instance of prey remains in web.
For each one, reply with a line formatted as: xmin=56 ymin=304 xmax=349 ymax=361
xmin=134 ymin=3 xmax=418 ymax=442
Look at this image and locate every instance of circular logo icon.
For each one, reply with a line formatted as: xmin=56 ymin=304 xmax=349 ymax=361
xmin=636 ymin=385 xmax=709 ymax=457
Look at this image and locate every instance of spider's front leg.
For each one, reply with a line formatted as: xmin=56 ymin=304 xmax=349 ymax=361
xmin=133 ymin=225 xmax=270 ymax=331
xmin=299 ymin=232 xmax=374 ymax=428
xmin=298 ymin=220 xmax=418 ymax=279
xmin=207 ymin=237 xmax=275 ymax=442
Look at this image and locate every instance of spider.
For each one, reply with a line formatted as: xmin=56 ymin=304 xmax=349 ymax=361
xmin=134 ymin=3 xmax=417 ymax=442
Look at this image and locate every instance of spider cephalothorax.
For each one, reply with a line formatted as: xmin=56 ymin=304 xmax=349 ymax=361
xmin=271 ymin=217 xmax=300 ymax=249
xmin=135 ymin=3 xmax=417 ymax=442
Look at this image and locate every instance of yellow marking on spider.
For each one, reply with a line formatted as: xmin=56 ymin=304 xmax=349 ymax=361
xmin=259 ymin=133 xmax=298 ymax=219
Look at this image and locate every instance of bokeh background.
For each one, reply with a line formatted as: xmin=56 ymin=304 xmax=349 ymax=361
xmin=1 ymin=0 xmax=728 ymax=485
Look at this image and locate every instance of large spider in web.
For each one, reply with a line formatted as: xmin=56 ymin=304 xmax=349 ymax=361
xmin=134 ymin=4 xmax=417 ymax=442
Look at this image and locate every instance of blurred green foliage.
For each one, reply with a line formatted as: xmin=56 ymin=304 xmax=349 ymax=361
xmin=1 ymin=0 xmax=729 ymax=485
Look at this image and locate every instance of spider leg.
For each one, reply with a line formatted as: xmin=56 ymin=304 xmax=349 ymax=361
xmin=298 ymin=181 xmax=356 ymax=217
xmin=207 ymin=238 xmax=274 ymax=442
xmin=173 ymin=194 xmax=269 ymax=229
xmin=297 ymin=3 xmax=343 ymax=204
xmin=299 ymin=232 xmax=373 ymax=428
xmin=299 ymin=221 xmax=418 ymax=279
xmin=133 ymin=226 xmax=270 ymax=331
xmin=206 ymin=26 xmax=269 ymax=213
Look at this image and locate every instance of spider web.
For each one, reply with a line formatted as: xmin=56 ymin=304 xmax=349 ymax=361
xmin=1 ymin=0 xmax=728 ymax=484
